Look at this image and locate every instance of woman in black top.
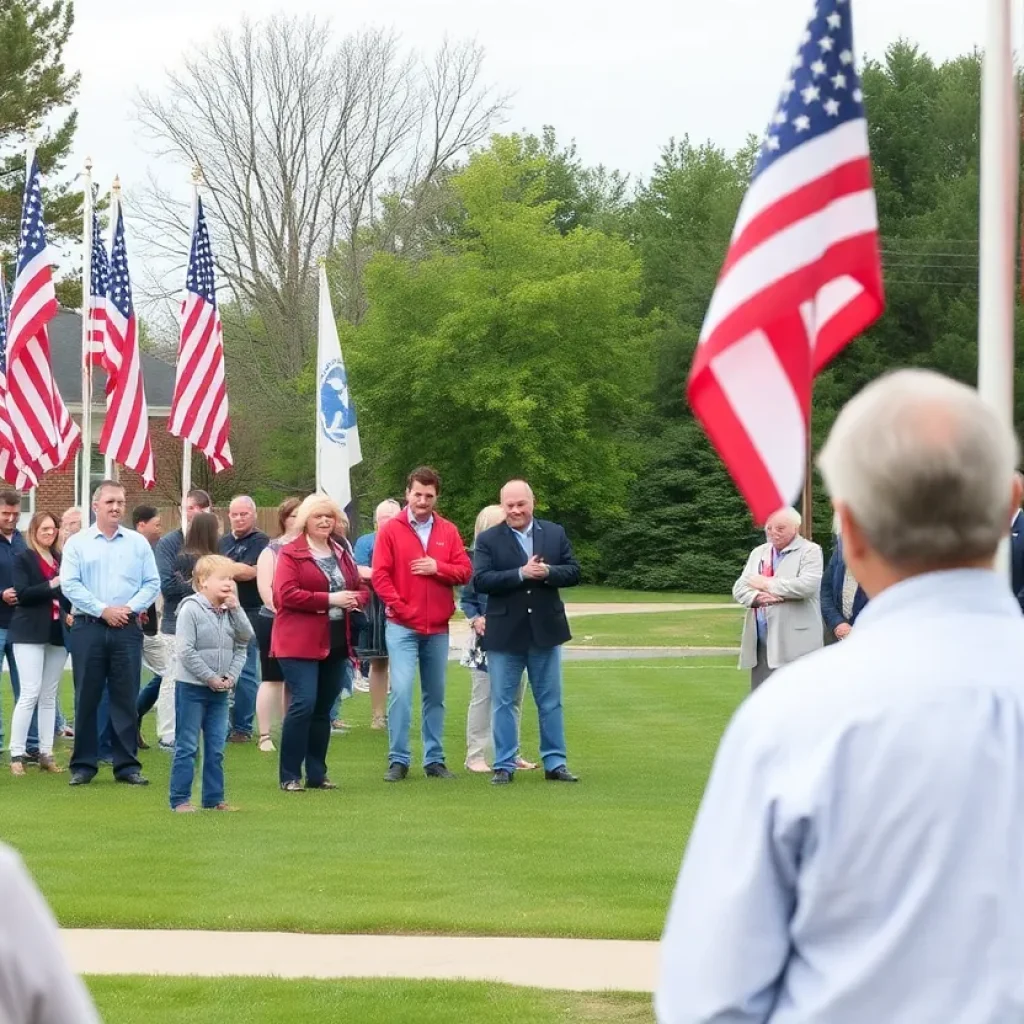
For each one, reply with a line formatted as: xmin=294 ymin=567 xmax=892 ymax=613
xmin=175 ymin=512 xmax=221 ymax=592
xmin=8 ymin=513 xmax=70 ymax=775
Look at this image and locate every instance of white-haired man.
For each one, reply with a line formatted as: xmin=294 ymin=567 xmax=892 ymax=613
xmin=732 ymin=506 xmax=823 ymax=690
xmin=352 ymin=499 xmax=401 ymax=726
xmin=219 ymin=495 xmax=269 ymax=742
xmin=657 ymin=370 xmax=1024 ymax=1023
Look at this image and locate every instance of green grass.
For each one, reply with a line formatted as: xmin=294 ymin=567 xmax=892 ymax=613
xmin=0 ymin=658 xmax=743 ymax=939
xmin=570 ymin=609 xmax=743 ymax=648
xmin=570 ymin=587 xmax=731 ymax=605
xmin=87 ymin=978 xmax=654 ymax=1024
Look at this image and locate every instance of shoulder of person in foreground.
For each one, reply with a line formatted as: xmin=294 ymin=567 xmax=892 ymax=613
xmin=0 ymin=844 xmax=101 ymax=1023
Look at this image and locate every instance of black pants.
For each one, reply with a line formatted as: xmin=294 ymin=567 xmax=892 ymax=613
xmin=277 ymin=646 xmax=347 ymax=786
xmin=70 ymin=619 xmax=143 ymax=779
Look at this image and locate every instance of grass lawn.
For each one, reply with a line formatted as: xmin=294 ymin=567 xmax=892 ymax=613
xmin=0 ymin=658 xmax=743 ymax=939
xmin=87 ymin=977 xmax=654 ymax=1024
xmin=570 ymin=609 xmax=743 ymax=648
xmin=570 ymin=586 xmax=731 ymax=605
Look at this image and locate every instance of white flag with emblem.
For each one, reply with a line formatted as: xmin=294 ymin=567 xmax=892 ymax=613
xmin=316 ymin=264 xmax=361 ymax=508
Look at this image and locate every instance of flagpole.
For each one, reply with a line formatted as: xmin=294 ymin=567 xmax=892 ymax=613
xmin=977 ymin=0 xmax=1018 ymax=574
xmin=315 ymin=258 xmax=324 ymax=497
xmin=104 ymin=176 xmax=122 ymax=482
xmin=181 ymin=165 xmax=201 ymax=530
xmin=80 ymin=157 xmax=93 ymax=510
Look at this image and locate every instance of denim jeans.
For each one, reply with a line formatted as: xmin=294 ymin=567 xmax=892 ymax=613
xmin=137 ymin=675 xmax=163 ymax=720
xmin=328 ymin=660 xmax=354 ymax=722
xmin=384 ymin=623 xmax=449 ymax=768
xmin=169 ymin=683 xmax=229 ymax=809
xmin=278 ymin=651 xmax=346 ymax=786
xmin=0 ymin=627 xmax=39 ymax=752
xmin=228 ymin=637 xmax=260 ymax=737
xmin=489 ymin=646 xmax=567 ymax=773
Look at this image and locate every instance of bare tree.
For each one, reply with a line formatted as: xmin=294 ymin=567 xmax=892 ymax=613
xmin=134 ymin=17 xmax=505 ymax=394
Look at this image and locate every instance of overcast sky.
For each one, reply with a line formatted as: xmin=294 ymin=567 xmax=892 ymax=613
xmin=63 ymin=0 xmax=996 ymax=300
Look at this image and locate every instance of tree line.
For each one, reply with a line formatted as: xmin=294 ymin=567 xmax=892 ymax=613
xmin=0 ymin=7 xmax=1014 ymax=588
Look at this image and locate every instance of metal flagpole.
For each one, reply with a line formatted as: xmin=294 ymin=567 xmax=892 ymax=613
xmin=315 ymin=257 xmax=324 ymax=497
xmin=180 ymin=165 xmax=201 ymax=530
xmin=80 ymin=157 xmax=94 ymax=510
xmin=104 ymin=176 xmax=121 ymax=481
xmin=977 ymin=0 xmax=1018 ymax=575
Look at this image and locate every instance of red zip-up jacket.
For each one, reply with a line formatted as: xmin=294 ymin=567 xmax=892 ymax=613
xmin=371 ymin=509 xmax=472 ymax=635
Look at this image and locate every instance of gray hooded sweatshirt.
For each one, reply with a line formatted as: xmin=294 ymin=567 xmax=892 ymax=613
xmin=175 ymin=593 xmax=254 ymax=686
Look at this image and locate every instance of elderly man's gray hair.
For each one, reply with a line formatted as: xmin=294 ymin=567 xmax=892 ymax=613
xmin=818 ymin=369 xmax=1019 ymax=565
xmin=231 ymin=495 xmax=257 ymax=511
xmin=374 ymin=499 xmax=400 ymax=524
xmin=767 ymin=506 xmax=801 ymax=528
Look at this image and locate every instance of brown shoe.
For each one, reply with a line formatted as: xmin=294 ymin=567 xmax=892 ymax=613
xmin=208 ymin=803 xmax=237 ymax=811
xmin=137 ymin=728 xmax=150 ymax=751
xmin=38 ymin=755 xmax=65 ymax=774
xmin=227 ymin=732 xmax=251 ymax=744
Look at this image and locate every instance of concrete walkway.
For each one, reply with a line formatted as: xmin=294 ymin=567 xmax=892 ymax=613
xmin=62 ymin=930 xmax=659 ymax=992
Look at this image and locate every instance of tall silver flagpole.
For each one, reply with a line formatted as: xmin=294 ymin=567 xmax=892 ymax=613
xmin=977 ymin=0 xmax=1018 ymax=575
xmin=104 ymin=176 xmax=122 ymax=481
xmin=180 ymin=165 xmax=201 ymax=530
xmin=80 ymin=157 xmax=94 ymax=510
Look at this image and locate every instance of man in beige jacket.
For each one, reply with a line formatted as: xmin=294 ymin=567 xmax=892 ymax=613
xmin=732 ymin=507 xmax=823 ymax=690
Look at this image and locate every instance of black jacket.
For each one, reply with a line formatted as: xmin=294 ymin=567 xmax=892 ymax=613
xmin=8 ymin=549 xmax=70 ymax=646
xmin=473 ymin=519 xmax=581 ymax=654
xmin=1012 ymin=511 xmax=1024 ymax=613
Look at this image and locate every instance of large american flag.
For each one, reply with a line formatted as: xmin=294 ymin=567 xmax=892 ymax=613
xmin=4 ymin=155 xmax=80 ymax=482
xmin=169 ymin=196 xmax=232 ymax=472
xmin=686 ymin=0 xmax=884 ymax=523
xmin=86 ymin=198 xmax=110 ymax=371
xmin=0 ymin=266 xmax=22 ymax=486
xmin=98 ymin=204 xmax=155 ymax=488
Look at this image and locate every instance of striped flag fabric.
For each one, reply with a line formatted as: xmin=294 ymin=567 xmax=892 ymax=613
xmin=169 ymin=196 xmax=232 ymax=472
xmin=3 ymin=154 xmax=80 ymax=482
xmin=686 ymin=0 xmax=884 ymax=523
xmin=86 ymin=198 xmax=110 ymax=371
xmin=98 ymin=204 xmax=155 ymax=488
xmin=0 ymin=266 xmax=24 ymax=486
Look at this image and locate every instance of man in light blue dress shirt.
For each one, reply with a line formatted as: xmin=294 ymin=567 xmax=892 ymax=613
xmin=61 ymin=480 xmax=160 ymax=787
xmin=657 ymin=370 xmax=1024 ymax=1024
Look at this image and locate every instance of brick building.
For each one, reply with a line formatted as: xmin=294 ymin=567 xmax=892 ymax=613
xmin=20 ymin=309 xmax=180 ymax=525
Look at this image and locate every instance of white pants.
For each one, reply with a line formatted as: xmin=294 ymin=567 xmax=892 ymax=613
xmin=10 ymin=643 xmax=66 ymax=757
xmin=466 ymin=667 xmax=525 ymax=766
xmin=145 ymin=634 xmax=175 ymax=744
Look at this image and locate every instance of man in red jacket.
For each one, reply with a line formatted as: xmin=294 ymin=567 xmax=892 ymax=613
xmin=371 ymin=466 xmax=473 ymax=782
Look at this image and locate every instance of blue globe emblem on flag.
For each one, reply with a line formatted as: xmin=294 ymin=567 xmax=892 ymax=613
xmin=319 ymin=361 xmax=356 ymax=444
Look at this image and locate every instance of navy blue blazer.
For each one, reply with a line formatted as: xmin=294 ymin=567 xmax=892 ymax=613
xmin=472 ymin=519 xmax=581 ymax=653
xmin=820 ymin=538 xmax=869 ymax=633
xmin=1010 ymin=511 xmax=1024 ymax=612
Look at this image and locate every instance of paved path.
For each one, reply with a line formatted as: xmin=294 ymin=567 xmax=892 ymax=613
xmin=62 ymin=930 xmax=659 ymax=993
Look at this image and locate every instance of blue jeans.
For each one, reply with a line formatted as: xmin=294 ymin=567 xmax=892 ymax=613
xmin=170 ymin=683 xmax=228 ymax=809
xmin=228 ymin=637 xmax=260 ymax=737
xmin=278 ymin=651 xmax=346 ymax=786
xmin=328 ymin=660 xmax=354 ymax=722
xmin=489 ymin=646 xmax=567 ymax=773
xmin=137 ymin=675 xmax=163 ymax=720
xmin=0 ymin=627 xmax=39 ymax=752
xmin=384 ymin=623 xmax=448 ymax=768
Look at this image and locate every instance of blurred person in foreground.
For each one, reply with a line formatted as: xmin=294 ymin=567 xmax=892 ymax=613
xmin=657 ymin=369 xmax=1024 ymax=1024
xmin=0 ymin=842 xmax=99 ymax=1021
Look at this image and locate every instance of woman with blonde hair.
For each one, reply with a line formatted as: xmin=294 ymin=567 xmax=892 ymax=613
xmin=8 ymin=513 xmax=70 ymax=775
xmin=271 ymin=495 xmax=368 ymax=791
xmin=460 ymin=504 xmax=535 ymax=773
xmin=254 ymin=497 xmax=301 ymax=752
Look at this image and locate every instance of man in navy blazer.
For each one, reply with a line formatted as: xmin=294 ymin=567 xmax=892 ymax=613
xmin=473 ymin=480 xmax=582 ymax=785
xmin=1011 ymin=486 xmax=1024 ymax=613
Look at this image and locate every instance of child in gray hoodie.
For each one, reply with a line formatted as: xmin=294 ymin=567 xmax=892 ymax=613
xmin=170 ymin=555 xmax=254 ymax=812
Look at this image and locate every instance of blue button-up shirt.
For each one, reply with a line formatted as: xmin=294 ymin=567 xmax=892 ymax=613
xmin=408 ymin=510 xmax=434 ymax=551
xmin=657 ymin=569 xmax=1024 ymax=1024
xmin=60 ymin=524 xmax=160 ymax=619
xmin=511 ymin=521 xmax=535 ymax=559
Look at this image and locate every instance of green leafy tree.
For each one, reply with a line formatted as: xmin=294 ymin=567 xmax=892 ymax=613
xmin=348 ymin=134 xmax=650 ymax=571
xmin=0 ymin=1 xmax=80 ymax=257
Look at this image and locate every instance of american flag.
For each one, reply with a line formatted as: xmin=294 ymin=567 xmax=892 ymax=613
xmin=0 ymin=266 xmax=23 ymax=486
xmin=686 ymin=0 xmax=884 ymax=523
xmin=169 ymin=196 xmax=232 ymax=472
xmin=98 ymin=204 xmax=155 ymax=488
xmin=168 ymin=195 xmax=231 ymax=471
xmin=4 ymin=155 xmax=80 ymax=482
xmin=86 ymin=198 xmax=110 ymax=371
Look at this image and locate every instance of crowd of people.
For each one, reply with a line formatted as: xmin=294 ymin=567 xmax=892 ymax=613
xmin=0 ymin=466 xmax=583 ymax=811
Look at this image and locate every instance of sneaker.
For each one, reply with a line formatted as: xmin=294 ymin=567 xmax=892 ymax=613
xmin=158 ymin=741 xmax=175 ymax=753
xmin=353 ymin=677 xmax=370 ymax=693
xmin=331 ymin=720 xmax=350 ymax=735
xmin=383 ymin=762 xmax=409 ymax=783
xmin=173 ymin=803 xmax=197 ymax=813
xmin=424 ymin=762 xmax=456 ymax=779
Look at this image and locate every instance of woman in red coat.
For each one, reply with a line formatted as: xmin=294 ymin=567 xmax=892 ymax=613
xmin=271 ymin=495 xmax=368 ymax=791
